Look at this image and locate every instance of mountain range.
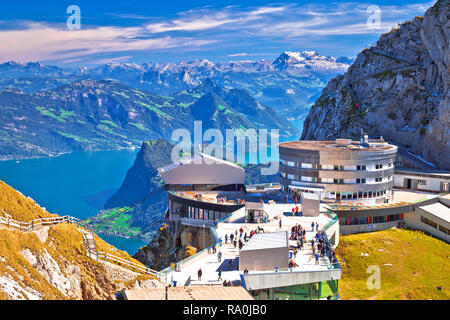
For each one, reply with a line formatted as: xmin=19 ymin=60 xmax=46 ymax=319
xmin=0 ymin=51 xmax=352 ymax=112
xmin=0 ymin=78 xmax=297 ymax=160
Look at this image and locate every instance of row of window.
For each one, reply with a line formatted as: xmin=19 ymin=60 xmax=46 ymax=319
xmin=339 ymin=214 xmax=403 ymax=226
xmin=172 ymin=203 xmax=228 ymax=221
xmin=282 ymin=172 xmax=392 ymax=184
xmin=327 ymin=189 xmax=389 ymax=200
xmin=280 ymin=160 xmax=393 ymax=171
xmin=420 ymin=216 xmax=450 ymax=235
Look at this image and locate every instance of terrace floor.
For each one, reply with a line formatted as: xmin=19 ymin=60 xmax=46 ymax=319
xmin=166 ymin=212 xmax=333 ymax=287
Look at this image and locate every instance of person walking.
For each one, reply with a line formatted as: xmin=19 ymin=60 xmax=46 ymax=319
xmin=230 ymin=233 xmax=234 ymax=243
xmin=225 ymin=234 xmax=228 ymax=244
xmin=279 ymin=218 xmax=282 ymax=229
xmin=233 ymin=239 xmax=237 ymax=249
xmin=218 ymin=270 xmax=222 ymax=281
xmin=311 ymin=221 xmax=315 ymax=232
xmin=198 ymin=268 xmax=203 ymax=281
xmin=315 ymin=253 xmax=319 ymax=265
xmin=218 ymin=250 xmax=222 ymax=263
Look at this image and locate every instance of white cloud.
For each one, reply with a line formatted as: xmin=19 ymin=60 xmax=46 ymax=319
xmin=0 ymin=22 xmax=214 ymax=63
xmin=0 ymin=1 xmax=433 ymax=64
xmin=228 ymin=53 xmax=248 ymax=57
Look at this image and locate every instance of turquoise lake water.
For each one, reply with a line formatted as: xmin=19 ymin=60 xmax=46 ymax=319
xmin=0 ymin=149 xmax=148 ymax=255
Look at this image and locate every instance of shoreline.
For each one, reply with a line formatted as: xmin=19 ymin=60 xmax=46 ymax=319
xmin=0 ymin=146 xmax=139 ymax=162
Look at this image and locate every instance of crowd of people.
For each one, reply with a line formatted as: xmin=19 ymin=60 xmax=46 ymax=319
xmin=223 ymin=225 xmax=266 ymax=250
xmin=196 ymin=216 xmax=338 ymax=286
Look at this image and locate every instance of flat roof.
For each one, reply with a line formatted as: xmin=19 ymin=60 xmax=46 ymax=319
xmin=279 ymin=140 xmax=396 ymax=152
xmin=122 ymin=286 xmax=254 ymax=300
xmin=241 ymin=231 xmax=288 ymax=251
xmin=418 ymin=202 xmax=450 ymax=223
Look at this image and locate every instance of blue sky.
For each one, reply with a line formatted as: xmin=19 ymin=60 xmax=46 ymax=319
xmin=0 ymin=0 xmax=435 ymax=66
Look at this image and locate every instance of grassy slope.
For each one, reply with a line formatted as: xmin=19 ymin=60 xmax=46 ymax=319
xmin=0 ymin=180 xmax=153 ymax=300
xmin=336 ymin=228 xmax=450 ymax=300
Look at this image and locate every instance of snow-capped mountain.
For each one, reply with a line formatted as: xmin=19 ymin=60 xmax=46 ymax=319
xmin=0 ymin=51 xmax=353 ymax=110
xmin=272 ymin=51 xmax=351 ymax=73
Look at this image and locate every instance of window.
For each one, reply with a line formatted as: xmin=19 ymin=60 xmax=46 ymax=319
xmin=439 ymin=225 xmax=449 ymax=235
xmin=417 ymin=180 xmax=426 ymax=185
xmin=356 ymin=178 xmax=366 ymax=183
xmin=421 ymin=216 xmax=438 ymax=229
xmin=375 ymin=177 xmax=382 ymax=182
xmin=356 ymin=165 xmax=366 ymax=171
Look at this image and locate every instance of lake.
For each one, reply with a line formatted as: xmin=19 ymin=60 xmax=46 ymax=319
xmin=0 ymin=149 xmax=148 ymax=254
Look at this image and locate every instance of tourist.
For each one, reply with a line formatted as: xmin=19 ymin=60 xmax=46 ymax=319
xmin=198 ymin=268 xmax=203 ymax=281
xmin=279 ymin=218 xmax=282 ymax=229
xmin=212 ymin=244 xmax=216 ymax=254
xmin=238 ymin=239 xmax=243 ymax=250
xmin=225 ymin=234 xmax=228 ymax=244
xmin=228 ymin=259 xmax=233 ymax=271
xmin=218 ymin=270 xmax=222 ymax=281
xmin=315 ymin=253 xmax=319 ymax=265
xmin=230 ymin=233 xmax=234 ymax=243
xmin=233 ymin=240 xmax=237 ymax=249
xmin=244 ymin=267 xmax=249 ymax=275
xmin=311 ymin=222 xmax=315 ymax=231
xmin=228 ymin=280 xmax=232 ymax=287
xmin=218 ymin=250 xmax=222 ymax=263
xmin=316 ymin=223 xmax=319 ymax=232
xmin=223 ymin=280 xmax=228 ymax=286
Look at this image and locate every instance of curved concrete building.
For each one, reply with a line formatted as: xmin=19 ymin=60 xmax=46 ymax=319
xmin=279 ymin=139 xmax=398 ymax=204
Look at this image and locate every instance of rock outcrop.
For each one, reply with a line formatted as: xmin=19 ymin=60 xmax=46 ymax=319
xmin=301 ymin=0 xmax=449 ymax=170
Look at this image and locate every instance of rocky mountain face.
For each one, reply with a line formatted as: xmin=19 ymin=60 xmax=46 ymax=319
xmin=301 ymin=0 xmax=449 ymax=170
xmin=0 ymin=78 xmax=297 ymax=160
xmin=0 ymin=180 xmax=161 ymax=300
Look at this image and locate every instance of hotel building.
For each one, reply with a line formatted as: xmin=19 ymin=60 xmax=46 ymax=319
xmin=279 ymin=138 xmax=398 ymax=204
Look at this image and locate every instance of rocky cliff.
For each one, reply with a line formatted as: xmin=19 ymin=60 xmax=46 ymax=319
xmin=301 ymin=0 xmax=449 ymax=170
xmin=87 ymin=139 xmax=173 ymax=241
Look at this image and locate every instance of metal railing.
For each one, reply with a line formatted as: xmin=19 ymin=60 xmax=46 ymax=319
xmin=0 ymin=210 xmax=167 ymax=284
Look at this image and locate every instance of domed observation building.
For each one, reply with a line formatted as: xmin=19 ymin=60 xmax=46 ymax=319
xmin=279 ymin=137 xmax=398 ymax=204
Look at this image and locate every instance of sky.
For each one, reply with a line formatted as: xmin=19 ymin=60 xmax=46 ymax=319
xmin=0 ymin=0 xmax=436 ymax=66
